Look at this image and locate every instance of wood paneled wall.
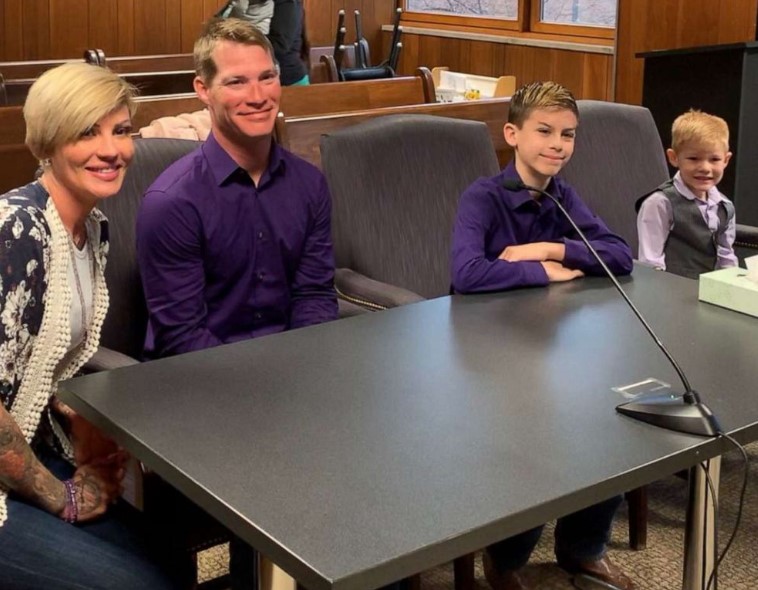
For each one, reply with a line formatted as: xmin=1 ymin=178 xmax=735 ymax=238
xmin=304 ymin=0 xmax=396 ymax=54
xmin=615 ymin=0 xmax=758 ymax=105
xmin=386 ymin=31 xmax=614 ymax=101
xmin=0 ymin=0 xmax=396 ymax=62
xmin=0 ymin=0 xmax=226 ymax=60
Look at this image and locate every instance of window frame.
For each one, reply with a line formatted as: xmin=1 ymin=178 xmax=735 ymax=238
xmin=402 ymin=1 xmax=526 ymax=33
xmin=529 ymin=0 xmax=615 ymax=40
xmin=401 ymin=0 xmax=615 ymax=41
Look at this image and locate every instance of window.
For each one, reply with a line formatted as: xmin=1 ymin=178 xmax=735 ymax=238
xmin=406 ymin=0 xmax=519 ymax=19
xmin=403 ymin=0 xmax=615 ymax=40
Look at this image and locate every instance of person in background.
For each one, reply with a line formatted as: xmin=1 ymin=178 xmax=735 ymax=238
xmin=269 ymin=0 xmax=310 ymax=85
xmin=451 ymin=81 xmax=634 ymax=590
xmin=0 ymin=62 xmax=189 ymax=590
xmin=227 ymin=0 xmax=275 ymax=35
xmin=636 ymin=109 xmax=736 ymax=279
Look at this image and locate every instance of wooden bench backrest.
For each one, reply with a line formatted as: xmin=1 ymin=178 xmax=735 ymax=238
xmin=276 ymin=98 xmax=513 ymax=170
xmin=0 ymin=53 xmax=195 ymax=80
xmin=279 ymin=67 xmax=435 ymax=118
xmin=1 ymin=70 xmax=197 ymax=106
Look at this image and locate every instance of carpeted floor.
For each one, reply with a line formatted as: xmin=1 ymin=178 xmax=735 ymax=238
xmin=198 ymin=442 xmax=758 ymax=589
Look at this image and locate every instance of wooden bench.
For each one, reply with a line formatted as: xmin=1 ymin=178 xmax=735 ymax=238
xmin=0 ymin=52 xmax=195 ymax=80
xmin=275 ymin=97 xmax=513 ymax=170
xmin=1 ymin=70 xmax=197 ymax=106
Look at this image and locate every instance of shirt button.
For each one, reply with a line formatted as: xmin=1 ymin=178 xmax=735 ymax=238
xmin=258 ymin=231 xmax=264 ymax=240
xmin=257 ymin=272 xmax=265 ymax=280
xmin=254 ymin=312 xmax=262 ymax=320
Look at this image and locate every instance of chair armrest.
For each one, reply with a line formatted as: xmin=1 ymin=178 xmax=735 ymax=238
xmin=736 ymin=224 xmax=758 ymax=251
xmin=83 ymin=346 xmax=140 ymax=372
xmin=335 ymin=267 xmax=425 ymax=310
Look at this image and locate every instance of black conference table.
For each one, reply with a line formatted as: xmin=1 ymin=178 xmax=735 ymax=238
xmin=59 ymin=265 xmax=758 ymax=590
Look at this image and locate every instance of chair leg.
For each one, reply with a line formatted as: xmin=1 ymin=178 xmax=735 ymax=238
xmin=454 ymin=553 xmax=475 ymax=590
xmin=626 ymin=486 xmax=648 ymax=551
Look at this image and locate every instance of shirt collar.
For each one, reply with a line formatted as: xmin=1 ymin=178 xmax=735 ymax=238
xmin=499 ymin=162 xmax=561 ymax=210
xmin=672 ymin=171 xmax=724 ymax=205
xmin=202 ymin=132 xmax=286 ymax=186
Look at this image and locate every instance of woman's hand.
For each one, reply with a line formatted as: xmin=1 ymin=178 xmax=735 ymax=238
xmin=64 ymin=460 xmax=123 ymax=522
xmin=52 ymin=398 xmax=129 ymax=485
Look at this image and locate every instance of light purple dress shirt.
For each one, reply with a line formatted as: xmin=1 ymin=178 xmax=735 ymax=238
xmin=136 ymin=133 xmax=338 ymax=358
xmin=636 ymin=171 xmax=737 ymax=271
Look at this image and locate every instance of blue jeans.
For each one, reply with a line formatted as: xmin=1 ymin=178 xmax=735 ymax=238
xmin=487 ymin=494 xmax=623 ymax=571
xmin=0 ymin=451 xmax=192 ymax=590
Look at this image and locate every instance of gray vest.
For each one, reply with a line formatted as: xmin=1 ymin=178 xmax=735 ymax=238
xmin=637 ymin=180 xmax=734 ymax=279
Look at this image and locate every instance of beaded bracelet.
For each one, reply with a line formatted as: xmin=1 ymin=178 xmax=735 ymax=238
xmin=61 ymin=479 xmax=78 ymax=524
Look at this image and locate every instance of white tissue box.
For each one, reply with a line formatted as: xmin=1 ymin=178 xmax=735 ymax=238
xmin=698 ymin=267 xmax=758 ymax=318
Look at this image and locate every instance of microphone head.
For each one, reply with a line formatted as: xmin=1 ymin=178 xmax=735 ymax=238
xmin=502 ymin=178 xmax=526 ymax=192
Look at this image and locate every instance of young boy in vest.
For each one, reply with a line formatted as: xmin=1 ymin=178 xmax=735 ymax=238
xmin=450 ymin=82 xmax=634 ymax=590
xmin=636 ymin=110 xmax=737 ymax=279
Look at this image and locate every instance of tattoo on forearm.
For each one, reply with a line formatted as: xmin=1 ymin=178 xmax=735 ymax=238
xmin=0 ymin=411 xmax=65 ymax=514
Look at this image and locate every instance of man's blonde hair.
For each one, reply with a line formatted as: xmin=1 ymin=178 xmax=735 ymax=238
xmin=671 ymin=109 xmax=730 ymax=152
xmin=194 ymin=17 xmax=277 ymax=84
xmin=507 ymin=81 xmax=578 ymax=127
xmin=24 ymin=62 xmax=136 ymax=161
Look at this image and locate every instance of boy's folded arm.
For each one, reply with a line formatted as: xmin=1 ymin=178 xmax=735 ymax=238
xmin=498 ymin=242 xmax=565 ymax=262
xmin=452 ymin=255 xmax=549 ymax=293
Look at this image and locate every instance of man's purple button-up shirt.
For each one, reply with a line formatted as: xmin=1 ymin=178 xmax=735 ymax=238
xmin=136 ymin=133 xmax=338 ymax=357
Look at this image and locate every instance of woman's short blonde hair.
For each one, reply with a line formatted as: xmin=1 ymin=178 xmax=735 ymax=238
xmin=23 ymin=62 xmax=137 ymax=161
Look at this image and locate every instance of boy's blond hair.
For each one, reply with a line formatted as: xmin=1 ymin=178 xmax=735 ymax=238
xmin=194 ymin=17 xmax=277 ymax=84
xmin=507 ymin=81 xmax=578 ymax=127
xmin=24 ymin=62 xmax=136 ymax=162
xmin=671 ymin=109 xmax=729 ymax=152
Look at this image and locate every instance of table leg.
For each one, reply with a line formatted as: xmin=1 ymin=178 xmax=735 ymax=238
xmin=682 ymin=457 xmax=721 ymax=590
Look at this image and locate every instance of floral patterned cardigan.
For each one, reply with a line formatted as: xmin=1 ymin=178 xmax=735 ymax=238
xmin=0 ymin=181 xmax=110 ymax=526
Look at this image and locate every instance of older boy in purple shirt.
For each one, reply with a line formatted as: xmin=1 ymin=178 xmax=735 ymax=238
xmin=451 ymin=82 xmax=634 ymax=590
xmin=137 ymin=18 xmax=337 ymax=359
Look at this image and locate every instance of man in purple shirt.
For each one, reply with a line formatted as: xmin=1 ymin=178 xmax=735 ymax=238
xmin=451 ymin=82 xmax=634 ymax=590
xmin=135 ymin=17 xmax=337 ymax=589
xmin=137 ymin=18 xmax=337 ymax=359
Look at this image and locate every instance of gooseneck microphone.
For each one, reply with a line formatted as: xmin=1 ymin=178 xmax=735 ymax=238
xmin=502 ymin=178 xmax=721 ymax=437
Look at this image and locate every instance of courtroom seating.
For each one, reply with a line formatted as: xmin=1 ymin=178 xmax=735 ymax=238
xmin=278 ymin=66 xmax=435 ymax=118
xmin=558 ymin=100 xmax=670 ymax=257
xmin=0 ymin=69 xmax=196 ymax=106
xmin=735 ymin=223 xmax=758 ymax=263
xmin=276 ymin=96 xmax=513 ymax=171
xmin=321 ymin=114 xmax=500 ymax=304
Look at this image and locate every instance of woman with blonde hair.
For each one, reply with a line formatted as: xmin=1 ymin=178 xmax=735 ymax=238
xmin=0 ymin=62 xmax=188 ymax=589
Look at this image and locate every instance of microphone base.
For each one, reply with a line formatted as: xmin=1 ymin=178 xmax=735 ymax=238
xmin=616 ymin=393 xmax=721 ymax=437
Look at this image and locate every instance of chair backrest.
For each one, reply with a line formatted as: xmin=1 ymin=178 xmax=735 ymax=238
xmin=97 ymin=137 xmax=201 ymax=358
xmin=559 ymin=100 xmax=669 ymax=255
xmin=321 ymin=114 xmax=500 ymax=299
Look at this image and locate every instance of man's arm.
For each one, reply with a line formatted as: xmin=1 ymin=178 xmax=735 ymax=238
xmin=560 ymin=187 xmax=634 ymax=276
xmin=290 ymin=176 xmax=338 ymax=328
xmin=136 ymin=190 xmax=224 ymax=356
xmin=636 ymin=192 xmax=671 ymax=270
xmin=451 ymin=187 xmax=550 ymax=293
